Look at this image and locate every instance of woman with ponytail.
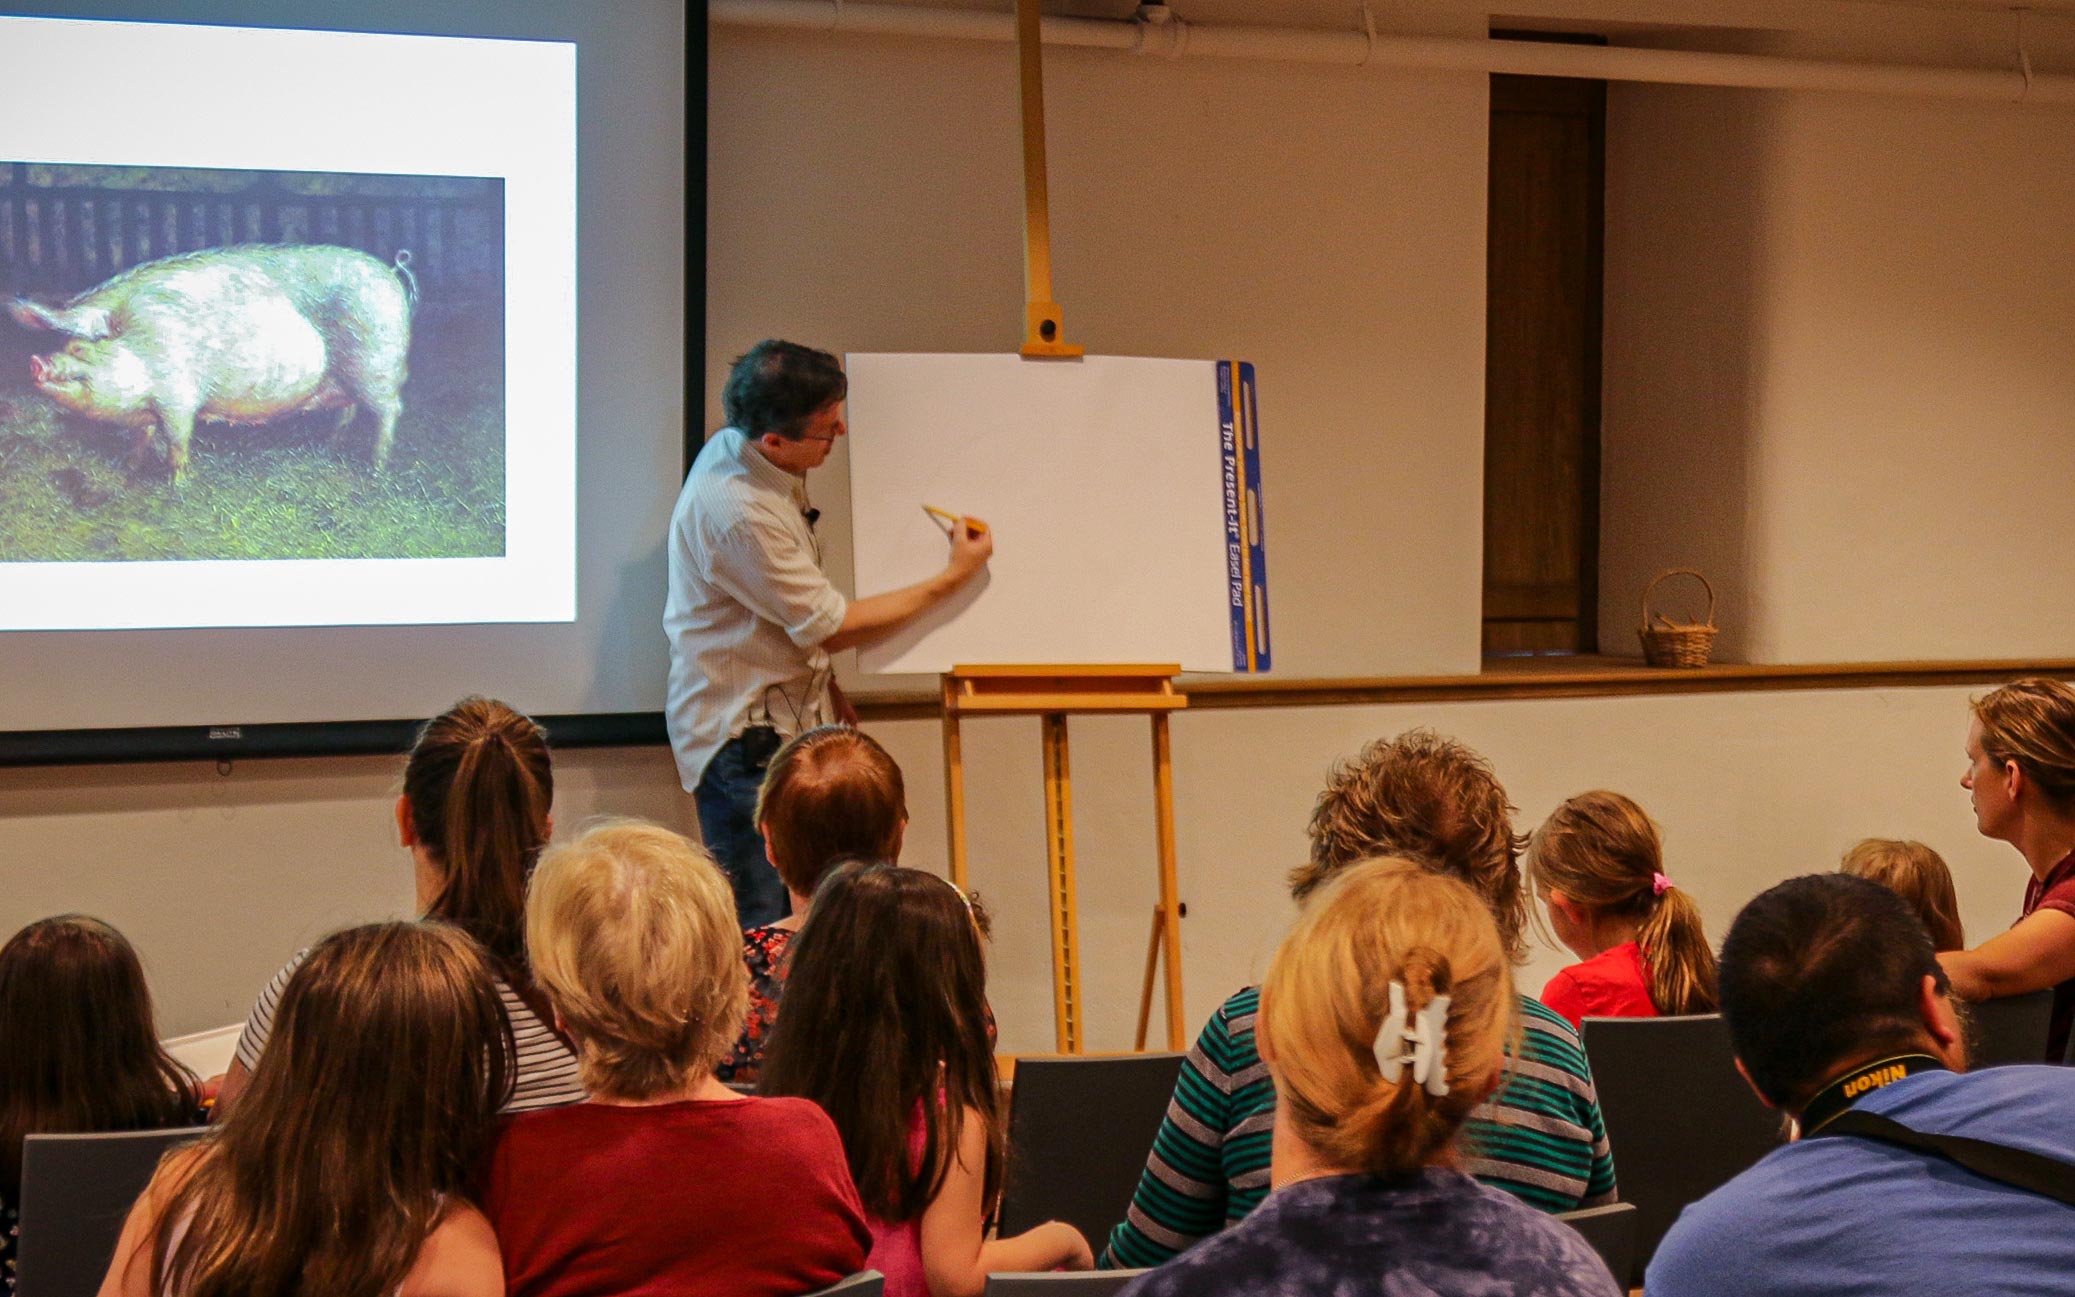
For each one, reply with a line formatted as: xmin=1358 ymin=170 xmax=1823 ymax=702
xmin=217 ymin=697 xmax=583 ymax=1115
xmin=1526 ymin=791 xmax=1719 ymax=1028
xmin=1118 ymin=860 xmax=1617 ymax=1297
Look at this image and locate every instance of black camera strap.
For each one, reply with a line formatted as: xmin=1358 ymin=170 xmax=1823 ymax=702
xmin=1802 ymin=1054 xmax=2075 ymax=1209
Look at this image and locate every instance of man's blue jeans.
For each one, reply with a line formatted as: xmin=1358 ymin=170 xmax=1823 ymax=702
xmin=694 ymin=726 xmax=789 ymax=929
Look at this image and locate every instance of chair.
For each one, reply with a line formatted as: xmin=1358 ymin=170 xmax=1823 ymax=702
xmin=987 ymin=1273 xmax=1148 ymax=1295
xmin=15 ymin=1126 xmax=206 ymax=1297
xmin=806 ymin=1271 xmax=885 ymax=1296
xmin=1555 ymin=1201 xmax=1639 ymax=1286
xmin=1969 ymin=988 xmax=2055 ymax=1067
xmin=996 ymin=1052 xmax=1187 ymax=1249
xmin=1580 ymin=1014 xmax=1780 ymax=1285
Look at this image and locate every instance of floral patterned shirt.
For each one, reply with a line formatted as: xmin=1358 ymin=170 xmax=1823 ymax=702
xmin=717 ymin=924 xmax=795 ymax=1085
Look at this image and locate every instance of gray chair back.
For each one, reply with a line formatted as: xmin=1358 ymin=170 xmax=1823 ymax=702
xmin=1555 ymin=1201 xmax=1639 ymax=1287
xmin=806 ymin=1271 xmax=885 ymax=1296
xmin=997 ymin=1053 xmax=1186 ymax=1251
xmin=1969 ymin=988 xmax=2056 ymax=1066
xmin=16 ymin=1126 xmax=205 ymax=1297
xmin=987 ymin=1272 xmax=1148 ymax=1295
xmin=1580 ymin=1014 xmax=1779 ymax=1285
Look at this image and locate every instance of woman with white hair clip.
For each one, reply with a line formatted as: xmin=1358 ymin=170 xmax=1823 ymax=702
xmin=1119 ymin=859 xmax=1618 ymax=1297
xmin=484 ymin=820 xmax=871 ymax=1296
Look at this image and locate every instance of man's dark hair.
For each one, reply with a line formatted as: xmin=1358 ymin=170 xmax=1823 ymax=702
xmin=1719 ymin=873 xmax=1949 ymax=1111
xmin=722 ymin=339 xmax=847 ymax=440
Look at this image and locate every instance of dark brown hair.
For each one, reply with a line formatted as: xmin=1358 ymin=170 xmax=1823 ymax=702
xmin=756 ymin=725 xmax=907 ymax=898
xmin=0 ymin=915 xmax=198 ymax=1201
xmin=404 ymin=696 xmax=553 ymax=979
xmin=1840 ymin=839 xmax=1965 ymax=953
xmin=1720 ymin=874 xmax=1947 ymax=1112
xmin=1972 ymin=678 xmax=2075 ymax=815
xmin=1292 ymin=730 xmax=1528 ymax=961
xmin=759 ymin=862 xmax=1001 ymax=1223
xmin=1526 ymin=791 xmax=1719 ymax=1015
xmin=151 ymin=922 xmax=514 ymax=1297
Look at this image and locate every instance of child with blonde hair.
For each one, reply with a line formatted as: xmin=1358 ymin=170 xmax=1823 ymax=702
xmin=1840 ymin=839 xmax=1964 ymax=952
xmin=1118 ymin=859 xmax=1617 ymax=1297
xmin=1526 ymin=791 xmax=1718 ymax=1027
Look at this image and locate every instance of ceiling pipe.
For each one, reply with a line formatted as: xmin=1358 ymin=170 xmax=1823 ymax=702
xmin=709 ymin=0 xmax=2075 ymax=106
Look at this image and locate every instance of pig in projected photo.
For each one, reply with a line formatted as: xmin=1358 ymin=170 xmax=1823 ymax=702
xmin=0 ymin=162 xmax=506 ymax=563
xmin=12 ymin=243 xmax=416 ymax=483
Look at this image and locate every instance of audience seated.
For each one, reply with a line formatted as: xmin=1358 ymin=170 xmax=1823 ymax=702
xmin=761 ymin=862 xmax=1093 ymax=1297
xmin=0 ymin=916 xmax=200 ymax=1296
xmin=1101 ymin=730 xmax=1617 ymax=1271
xmin=1117 ymin=859 xmax=1619 ymax=1297
xmin=1648 ymin=873 xmax=2075 ymax=1296
xmin=486 ymin=820 xmax=870 ymax=1296
xmin=1526 ymin=790 xmax=1719 ymax=1027
xmin=98 ymin=922 xmax=511 ymax=1297
xmin=1940 ymin=679 xmax=2075 ymax=1057
xmin=1840 ymin=838 xmax=1964 ymax=952
xmin=719 ymin=724 xmax=908 ymax=1084
xmin=219 ymin=696 xmax=583 ymax=1114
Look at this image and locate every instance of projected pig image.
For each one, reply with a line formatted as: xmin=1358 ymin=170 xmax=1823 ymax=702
xmin=0 ymin=162 xmax=506 ymax=563
xmin=14 ymin=244 xmax=415 ymax=483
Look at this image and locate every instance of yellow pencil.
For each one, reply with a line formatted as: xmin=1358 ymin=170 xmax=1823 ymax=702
xmin=922 ymin=504 xmax=989 ymax=536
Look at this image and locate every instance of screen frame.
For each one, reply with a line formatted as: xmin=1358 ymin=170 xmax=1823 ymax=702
xmin=0 ymin=0 xmax=703 ymax=764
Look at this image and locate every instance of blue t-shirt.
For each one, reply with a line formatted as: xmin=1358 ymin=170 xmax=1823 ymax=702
xmin=1116 ymin=1167 xmax=1619 ymax=1297
xmin=1648 ymin=1065 xmax=2075 ymax=1297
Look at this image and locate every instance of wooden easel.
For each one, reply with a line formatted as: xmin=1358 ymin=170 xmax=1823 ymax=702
xmin=942 ymin=665 xmax=1187 ymax=1054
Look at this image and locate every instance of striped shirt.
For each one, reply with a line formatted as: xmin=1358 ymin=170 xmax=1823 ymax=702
xmin=232 ymin=949 xmax=585 ymax=1114
xmin=1099 ymin=987 xmax=1617 ymax=1270
xmin=665 ymin=426 xmax=848 ymax=791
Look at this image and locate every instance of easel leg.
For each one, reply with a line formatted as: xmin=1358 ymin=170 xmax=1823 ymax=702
xmin=1041 ymin=712 xmax=1083 ymax=1054
xmin=1152 ymin=712 xmax=1185 ymax=1050
xmin=1135 ymin=905 xmax=1164 ymax=1051
xmin=942 ymin=678 xmax=969 ymax=890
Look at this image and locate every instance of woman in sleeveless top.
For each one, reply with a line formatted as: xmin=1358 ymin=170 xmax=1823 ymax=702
xmin=219 ymin=697 xmax=583 ymax=1114
xmin=98 ymin=922 xmax=512 ymax=1297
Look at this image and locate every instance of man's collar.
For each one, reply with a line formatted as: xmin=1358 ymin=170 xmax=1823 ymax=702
xmin=733 ymin=428 xmax=806 ymax=494
xmin=1796 ymin=1053 xmax=1948 ymax=1136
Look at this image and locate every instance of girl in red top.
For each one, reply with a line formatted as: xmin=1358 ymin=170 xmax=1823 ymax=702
xmin=1526 ymin=791 xmax=1718 ymax=1029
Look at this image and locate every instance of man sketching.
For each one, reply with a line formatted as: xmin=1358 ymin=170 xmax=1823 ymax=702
xmin=665 ymin=339 xmax=991 ymax=926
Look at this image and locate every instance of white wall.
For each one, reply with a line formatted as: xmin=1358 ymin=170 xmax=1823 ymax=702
xmin=1602 ymin=82 xmax=2075 ymax=662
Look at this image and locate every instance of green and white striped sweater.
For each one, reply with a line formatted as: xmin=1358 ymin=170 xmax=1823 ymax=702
xmin=1099 ymin=987 xmax=1618 ymax=1270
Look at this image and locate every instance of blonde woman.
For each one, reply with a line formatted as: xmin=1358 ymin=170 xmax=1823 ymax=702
xmin=1941 ymin=679 xmax=2075 ymax=1058
xmin=1526 ymin=791 xmax=1719 ymax=1028
xmin=1118 ymin=860 xmax=1617 ymax=1297
xmin=1841 ymin=838 xmax=1964 ymax=953
xmin=485 ymin=820 xmax=870 ymax=1296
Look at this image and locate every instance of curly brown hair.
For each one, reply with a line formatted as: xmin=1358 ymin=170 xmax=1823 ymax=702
xmin=1291 ymin=730 xmax=1528 ymax=961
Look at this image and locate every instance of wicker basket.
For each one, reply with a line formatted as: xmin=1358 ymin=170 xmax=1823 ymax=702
xmin=1638 ymin=569 xmax=1718 ymax=668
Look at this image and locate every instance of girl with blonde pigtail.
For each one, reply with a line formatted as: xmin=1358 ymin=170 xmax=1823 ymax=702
xmin=1526 ymin=791 xmax=1719 ymax=1029
xmin=1117 ymin=859 xmax=1618 ymax=1297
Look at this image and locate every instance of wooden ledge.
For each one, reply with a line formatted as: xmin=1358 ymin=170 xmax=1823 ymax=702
xmin=851 ymin=657 xmax=2075 ymax=720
